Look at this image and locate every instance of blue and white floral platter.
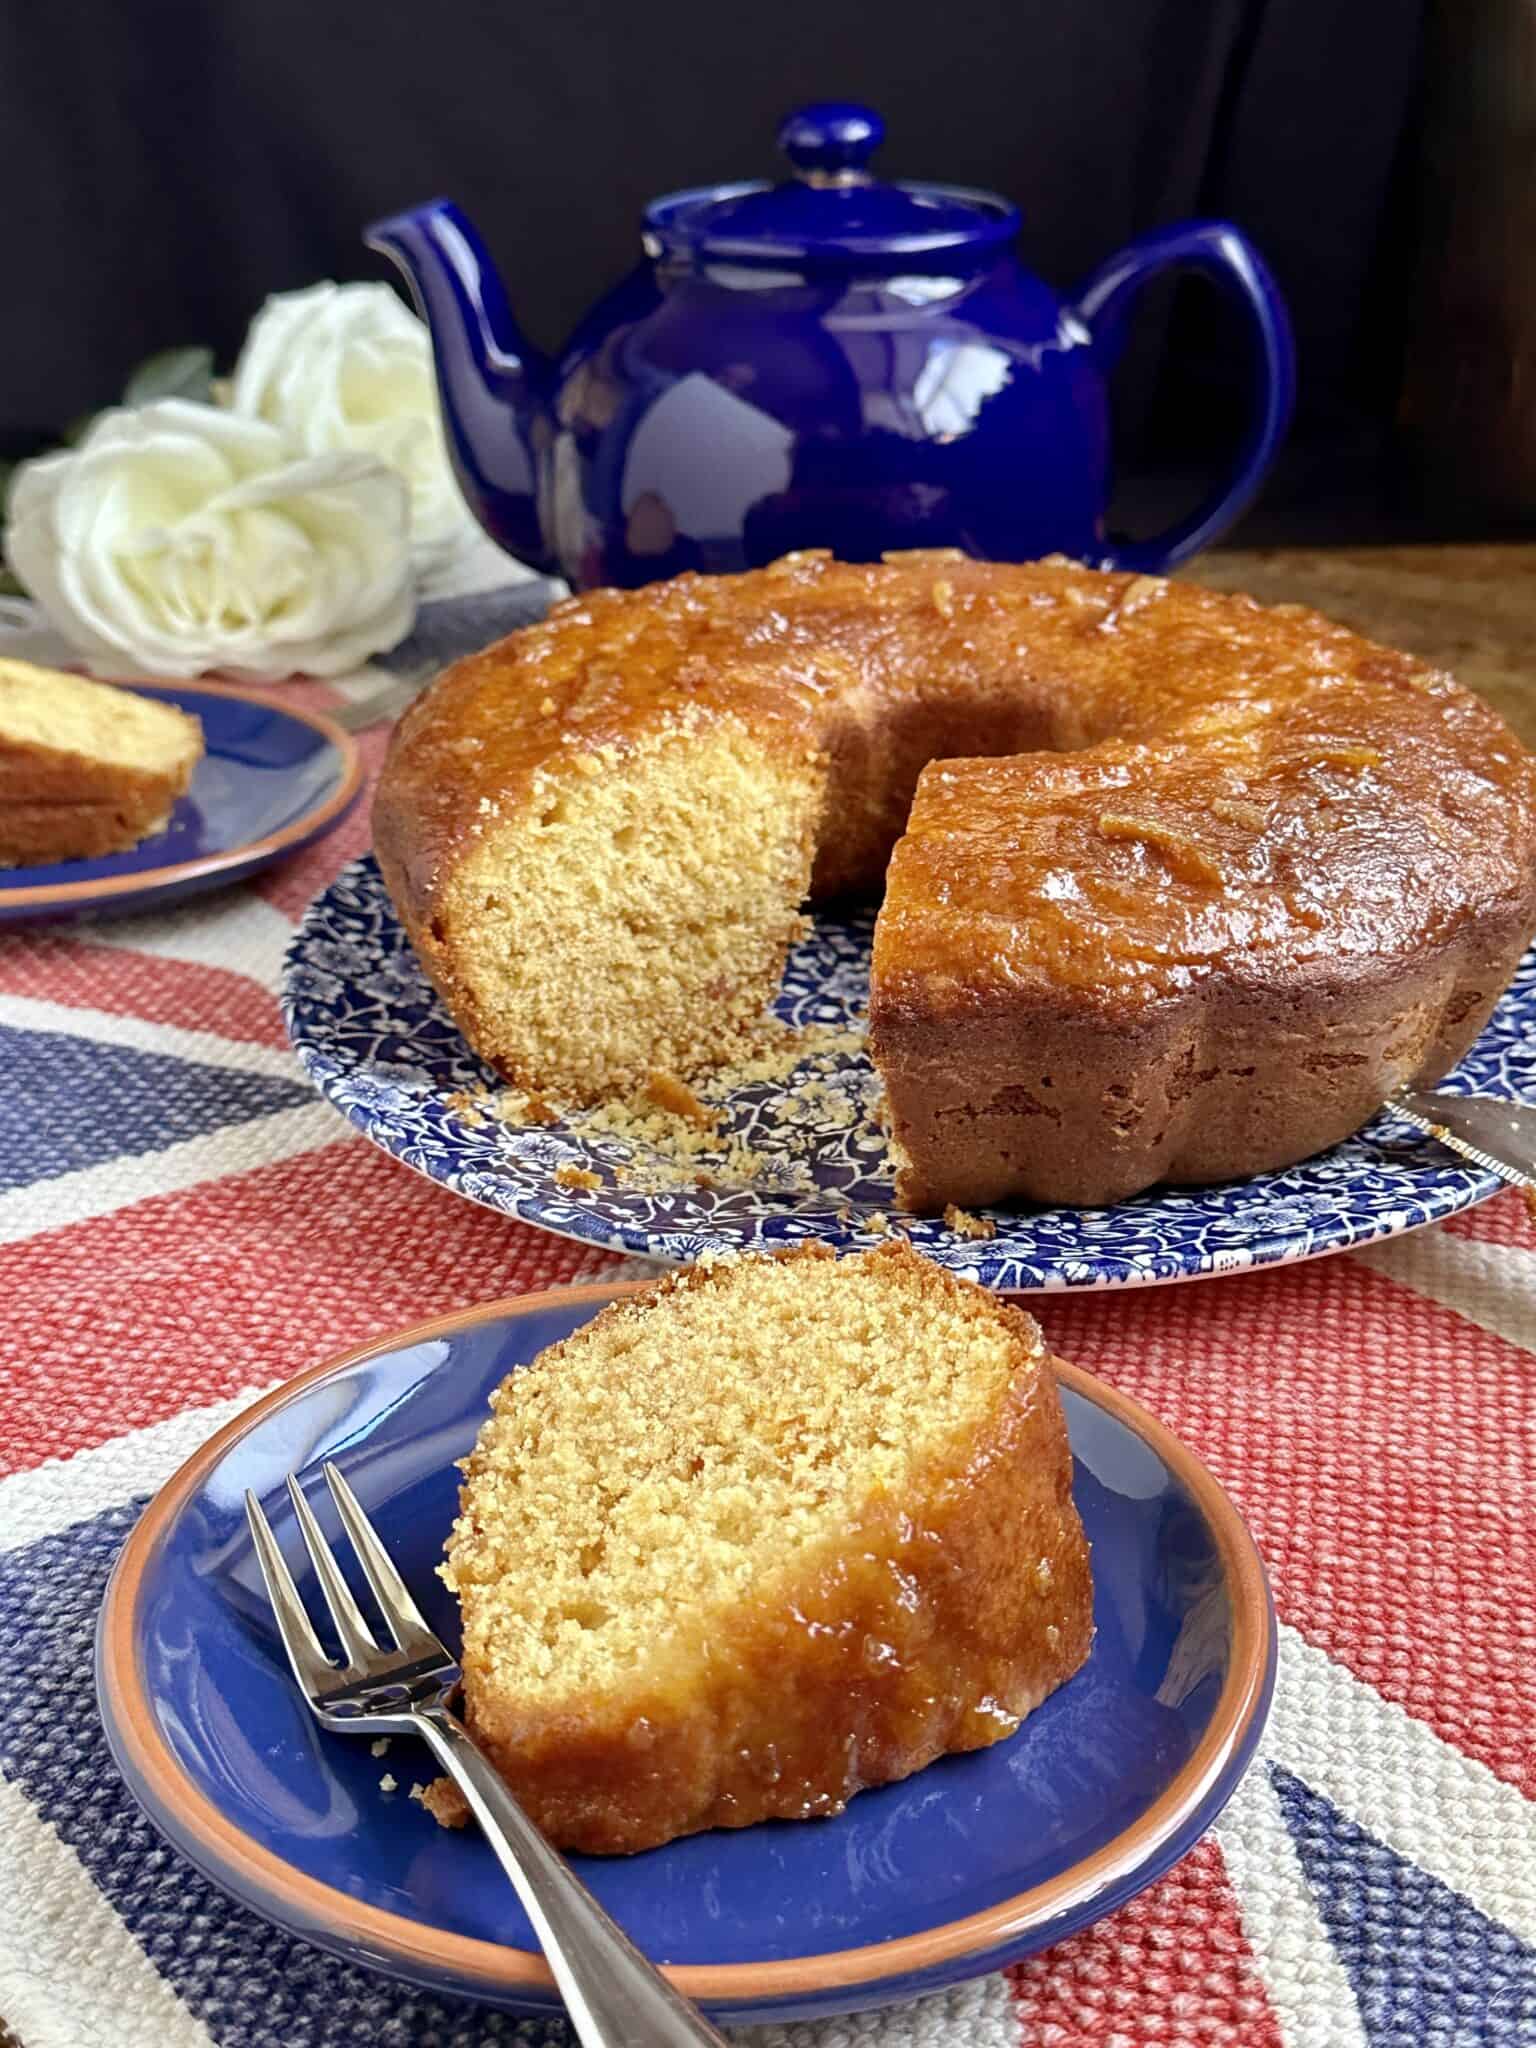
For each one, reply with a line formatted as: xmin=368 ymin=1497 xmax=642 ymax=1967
xmin=284 ymin=857 xmax=1535 ymax=1291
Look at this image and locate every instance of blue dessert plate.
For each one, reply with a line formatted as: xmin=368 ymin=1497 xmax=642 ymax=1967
xmin=0 ymin=681 xmax=362 ymax=924
xmin=284 ymin=855 xmax=1536 ymax=1290
xmin=96 ymin=1282 xmax=1275 ymax=2025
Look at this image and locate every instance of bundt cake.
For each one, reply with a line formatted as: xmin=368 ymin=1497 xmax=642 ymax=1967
xmin=0 ymin=658 xmax=203 ymax=865
xmin=434 ymin=1242 xmax=1093 ymax=1853
xmin=373 ymin=551 xmax=1536 ymax=1209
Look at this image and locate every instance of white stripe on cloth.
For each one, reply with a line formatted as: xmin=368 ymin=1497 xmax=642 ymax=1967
xmin=0 ymin=1098 xmax=344 ymax=1245
xmin=0 ymin=1772 xmax=218 ymax=2048
xmin=0 ymin=993 xmax=303 ymax=1081
xmin=0 ymin=1385 xmax=274 ymax=1552
xmin=1259 ymin=1623 xmax=1536 ymax=1949
xmin=1351 ymin=1228 xmax=1536 ymax=1352
xmin=82 ymin=892 xmax=298 ymax=996
xmin=1214 ymin=1761 xmax=1369 ymax=2048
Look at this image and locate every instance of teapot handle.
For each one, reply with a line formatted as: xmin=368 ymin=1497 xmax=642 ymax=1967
xmin=1068 ymin=220 xmax=1294 ymax=572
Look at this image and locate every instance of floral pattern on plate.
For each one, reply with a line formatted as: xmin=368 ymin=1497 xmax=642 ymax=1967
xmin=283 ymin=856 xmax=1534 ymax=1291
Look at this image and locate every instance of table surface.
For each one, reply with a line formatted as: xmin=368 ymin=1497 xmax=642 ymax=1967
xmin=0 ymin=548 xmax=1533 ymax=2048
xmin=1192 ymin=543 xmax=1536 ymax=744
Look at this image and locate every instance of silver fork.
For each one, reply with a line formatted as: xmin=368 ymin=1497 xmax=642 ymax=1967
xmin=246 ymin=1462 xmax=728 ymax=2048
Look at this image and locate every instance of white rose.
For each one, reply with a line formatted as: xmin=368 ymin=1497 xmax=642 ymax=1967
xmin=231 ymin=281 xmax=481 ymax=588
xmin=4 ymin=400 xmax=413 ymax=680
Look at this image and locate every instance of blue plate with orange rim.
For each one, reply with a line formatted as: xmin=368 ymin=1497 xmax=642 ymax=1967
xmin=96 ymin=1281 xmax=1274 ymax=2025
xmin=0 ymin=681 xmax=362 ymax=924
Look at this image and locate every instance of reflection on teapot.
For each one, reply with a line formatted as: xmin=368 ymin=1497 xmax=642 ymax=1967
xmin=368 ymin=102 xmax=1294 ymax=590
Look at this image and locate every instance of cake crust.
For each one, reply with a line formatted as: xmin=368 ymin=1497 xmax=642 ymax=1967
xmin=438 ymin=1244 xmax=1093 ymax=1854
xmin=874 ymin=916 xmax=1533 ymax=1209
xmin=375 ymin=553 xmax=1536 ymax=1207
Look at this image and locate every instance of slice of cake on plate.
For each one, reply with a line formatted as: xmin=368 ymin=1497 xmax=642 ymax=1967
xmin=433 ymin=1241 xmax=1094 ymax=1853
xmin=0 ymin=657 xmax=204 ymax=865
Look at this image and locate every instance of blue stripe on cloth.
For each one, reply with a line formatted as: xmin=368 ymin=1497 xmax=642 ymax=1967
xmin=1272 ymin=1762 xmax=1536 ymax=2045
xmin=0 ymin=1026 xmax=312 ymax=1189
xmin=0 ymin=1502 xmax=569 ymax=2048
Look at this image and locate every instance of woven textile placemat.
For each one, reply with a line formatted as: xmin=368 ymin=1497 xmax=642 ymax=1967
xmin=0 ymin=585 xmax=1533 ymax=2048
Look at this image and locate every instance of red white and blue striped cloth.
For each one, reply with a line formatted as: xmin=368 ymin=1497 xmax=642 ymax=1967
xmin=0 ymin=588 xmax=1533 ymax=2048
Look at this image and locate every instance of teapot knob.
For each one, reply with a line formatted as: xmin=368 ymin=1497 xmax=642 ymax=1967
xmin=778 ymin=101 xmax=885 ymax=183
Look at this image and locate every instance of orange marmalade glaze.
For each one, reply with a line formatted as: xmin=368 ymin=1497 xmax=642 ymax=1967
xmin=382 ymin=550 xmax=1536 ymax=1003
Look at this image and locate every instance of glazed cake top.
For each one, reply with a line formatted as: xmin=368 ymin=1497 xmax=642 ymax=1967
xmin=378 ymin=549 xmax=1536 ymax=1001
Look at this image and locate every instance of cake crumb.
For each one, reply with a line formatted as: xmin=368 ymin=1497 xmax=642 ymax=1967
xmin=580 ymin=1097 xmax=726 ymax=1160
xmin=555 ymin=1163 xmax=602 ymax=1192
xmin=379 ymin=1772 xmax=398 ymax=1793
xmin=370 ymin=1737 xmax=391 ymax=1758
xmin=489 ymin=1017 xmax=877 ymax=1201
xmin=713 ymin=1021 xmax=865 ymax=1087
xmin=644 ymin=1070 xmax=717 ymax=1129
xmin=500 ymin=1088 xmax=560 ymax=1126
xmin=539 ymin=695 xmax=557 ymax=716
xmin=931 ymin=578 xmax=955 ymax=618
xmin=944 ymin=1203 xmax=997 ymax=1241
xmin=566 ymin=1090 xmax=781 ymax=1188
xmin=423 ymin=1776 xmax=471 ymax=1829
xmin=444 ymin=1088 xmax=488 ymax=1128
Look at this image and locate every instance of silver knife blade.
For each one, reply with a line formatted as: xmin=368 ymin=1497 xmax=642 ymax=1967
xmin=1390 ymin=1088 xmax=1536 ymax=1193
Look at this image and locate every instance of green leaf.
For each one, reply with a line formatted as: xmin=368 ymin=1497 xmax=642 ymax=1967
xmin=122 ymin=345 xmax=215 ymax=408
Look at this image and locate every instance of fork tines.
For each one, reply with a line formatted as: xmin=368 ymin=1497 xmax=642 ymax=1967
xmin=245 ymin=1462 xmax=443 ymax=1702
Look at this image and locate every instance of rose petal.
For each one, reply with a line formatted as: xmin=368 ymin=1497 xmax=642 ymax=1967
xmin=0 ymin=397 xmax=415 ymax=679
xmin=228 ymin=279 xmax=482 ymax=583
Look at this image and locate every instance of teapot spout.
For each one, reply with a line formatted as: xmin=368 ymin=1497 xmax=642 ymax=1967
xmin=366 ymin=199 xmax=557 ymax=575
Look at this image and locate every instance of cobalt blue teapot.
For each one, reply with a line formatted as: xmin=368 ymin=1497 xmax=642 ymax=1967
xmin=368 ymin=101 xmax=1293 ymax=590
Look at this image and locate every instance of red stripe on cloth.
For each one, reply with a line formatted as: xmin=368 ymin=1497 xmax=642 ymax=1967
xmin=1008 ymin=1836 xmax=1283 ymax=2047
xmin=254 ymin=725 xmax=391 ymax=920
xmin=0 ymin=933 xmax=286 ymax=1046
xmin=1440 ymin=1185 xmax=1536 ymax=1248
xmin=0 ymin=1136 xmax=618 ymax=1477
xmin=1039 ymin=1256 xmax=1536 ymax=1802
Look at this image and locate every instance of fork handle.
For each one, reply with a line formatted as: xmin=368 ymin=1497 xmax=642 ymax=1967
xmin=413 ymin=1706 xmax=731 ymax=2047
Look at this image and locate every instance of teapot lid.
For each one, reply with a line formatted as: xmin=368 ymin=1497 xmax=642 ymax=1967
xmin=643 ymin=102 xmax=1019 ymax=271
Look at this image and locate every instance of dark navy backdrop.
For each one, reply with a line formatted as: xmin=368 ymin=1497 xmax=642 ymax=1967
xmin=0 ymin=0 xmax=1424 ymax=534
